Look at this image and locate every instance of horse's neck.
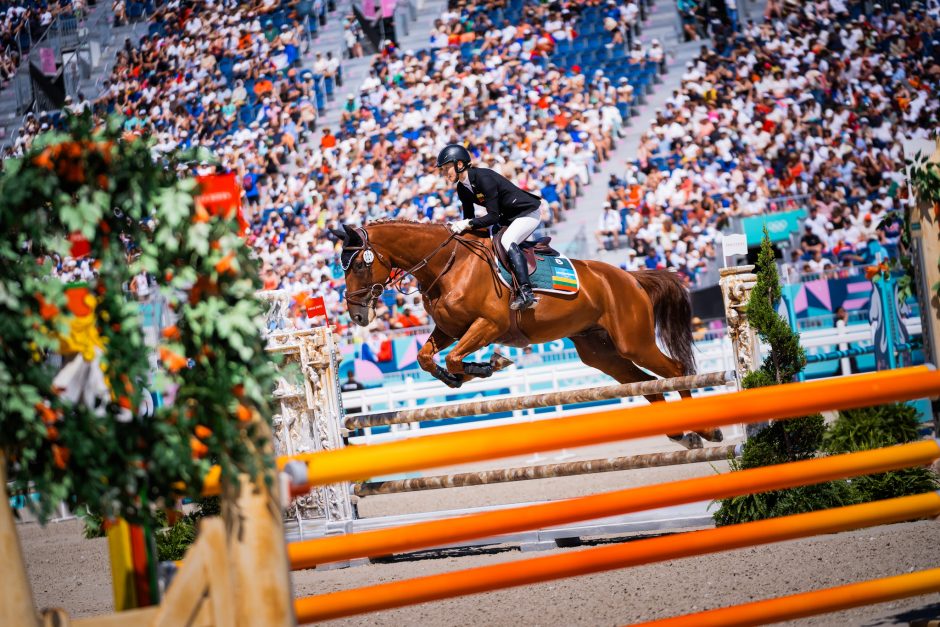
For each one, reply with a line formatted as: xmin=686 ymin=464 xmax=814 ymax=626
xmin=373 ymin=225 xmax=459 ymax=290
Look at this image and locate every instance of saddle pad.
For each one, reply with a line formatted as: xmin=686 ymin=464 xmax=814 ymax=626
xmin=497 ymin=253 xmax=580 ymax=296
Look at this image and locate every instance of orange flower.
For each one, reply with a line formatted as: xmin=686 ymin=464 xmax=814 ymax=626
xmin=52 ymin=444 xmax=70 ymax=469
xmin=161 ymin=325 xmax=181 ymax=340
xmin=35 ymin=402 xmax=58 ymax=425
xmin=34 ymin=293 xmax=59 ymax=321
xmin=159 ymin=346 xmax=189 ymax=373
xmin=236 ymin=404 xmax=252 ymax=422
xmin=210 ymin=240 xmax=221 ymax=251
xmin=190 ymin=437 xmax=208 ymax=459
xmin=32 ymin=148 xmax=54 ymax=170
xmin=189 ymin=275 xmax=219 ymax=305
xmin=214 ymin=252 xmax=236 ymax=275
xmin=118 ymin=396 xmax=132 ymax=410
xmin=232 ymin=384 xmax=245 ymax=397
xmin=194 ymin=425 xmax=212 ymax=440
xmin=46 ymin=425 xmax=60 ymax=440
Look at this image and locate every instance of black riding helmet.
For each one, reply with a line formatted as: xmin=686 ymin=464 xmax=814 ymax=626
xmin=436 ymin=144 xmax=472 ymax=174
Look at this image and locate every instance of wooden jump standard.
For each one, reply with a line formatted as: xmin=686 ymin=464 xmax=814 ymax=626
xmin=345 ymin=371 xmax=734 ymax=430
xmin=289 ymin=440 xmax=940 ymax=570
xmin=257 ymin=366 xmax=938 ymax=494
xmin=293 ymin=492 xmax=940 ymax=623
xmin=354 ymin=445 xmax=739 ymax=496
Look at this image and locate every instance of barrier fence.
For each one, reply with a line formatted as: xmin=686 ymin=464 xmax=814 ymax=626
xmin=354 ymin=444 xmax=739 ymax=496
xmin=346 ymin=371 xmax=733 ymax=430
xmin=263 ymin=366 xmax=938 ymax=493
xmin=288 ymin=439 xmax=940 ymax=570
xmin=293 ymin=493 xmax=940 ymax=623
xmin=635 ymin=567 xmax=940 ymax=627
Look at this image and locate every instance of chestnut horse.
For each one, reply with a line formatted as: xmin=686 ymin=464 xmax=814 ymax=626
xmin=333 ymin=221 xmax=721 ymax=446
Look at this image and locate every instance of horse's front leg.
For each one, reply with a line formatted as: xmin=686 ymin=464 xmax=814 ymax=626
xmin=418 ymin=326 xmax=464 ymax=389
xmin=444 ymin=318 xmax=509 ymax=379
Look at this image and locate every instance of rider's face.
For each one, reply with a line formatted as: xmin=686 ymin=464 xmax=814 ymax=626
xmin=440 ymin=162 xmax=460 ymax=183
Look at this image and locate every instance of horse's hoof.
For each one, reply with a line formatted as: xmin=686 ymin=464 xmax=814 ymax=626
xmin=697 ymin=428 xmax=724 ymax=443
xmin=489 ymin=351 xmax=514 ymax=371
xmin=668 ymin=432 xmax=703 ymax=450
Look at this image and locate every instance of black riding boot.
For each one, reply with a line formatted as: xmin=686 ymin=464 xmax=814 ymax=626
xmin=507 ymin=243 xmax=538 ymax=311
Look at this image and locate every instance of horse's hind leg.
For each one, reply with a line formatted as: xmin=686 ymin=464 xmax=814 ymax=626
xmin=571 ymin=332 xmax=716 ymax=449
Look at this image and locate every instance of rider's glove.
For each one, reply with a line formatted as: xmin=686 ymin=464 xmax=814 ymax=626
xmin=450 ymin=219 xmax=473 ymax=234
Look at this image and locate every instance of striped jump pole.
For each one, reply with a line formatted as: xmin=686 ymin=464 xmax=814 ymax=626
xmin=354 ymin=445 xmax=739 ymax=496
xmin=293 ymin=492 xmax=940 ymax=623
xmin=345 ymin=371 xmax=733 ymax=430
xmin=264 ymin=366 xmax=940 ymax=494
xmin=633 ymin=567 xmax=940 ymax=627
xmin=289 ymin=440 xmax=940 ymax=570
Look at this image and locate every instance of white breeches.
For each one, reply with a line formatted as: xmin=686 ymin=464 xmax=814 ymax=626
xmin=501 ymin=208 xmax=541 ymax=247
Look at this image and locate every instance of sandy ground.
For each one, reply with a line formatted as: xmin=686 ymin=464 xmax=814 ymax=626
xmin=15 ymin=442 xmax=940 ymax=627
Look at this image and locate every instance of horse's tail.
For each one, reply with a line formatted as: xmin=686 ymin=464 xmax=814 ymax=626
xmin=630 ymin=270 xmax=696 ymax=375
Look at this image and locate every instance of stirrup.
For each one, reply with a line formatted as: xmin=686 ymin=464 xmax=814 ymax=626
xmin=510 ymin=288 xmax=538 ymax=311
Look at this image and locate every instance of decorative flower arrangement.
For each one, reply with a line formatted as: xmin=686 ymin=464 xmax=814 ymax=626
xmin=0 ymin=115 xmax=276 ymax=527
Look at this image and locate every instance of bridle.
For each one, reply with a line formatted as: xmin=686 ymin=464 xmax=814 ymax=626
xmin=342 ymin=225 xmax=461 ymax=311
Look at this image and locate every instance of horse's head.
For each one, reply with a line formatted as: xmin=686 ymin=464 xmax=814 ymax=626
xmin=331 ymin=224 xmax=393 ymax=327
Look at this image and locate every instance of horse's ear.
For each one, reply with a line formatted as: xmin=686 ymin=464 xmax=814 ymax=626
xmin=329 ymin=227 xmax=348 ymax=243
xmin=343 ymin=223 xmax=362 ymax=246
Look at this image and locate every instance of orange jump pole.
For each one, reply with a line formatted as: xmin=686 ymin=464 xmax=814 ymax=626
xmin=289 ymin=440 xmax=940 ymax=569
xmin=293 ymin=492 xmax=940 ymax=623
xmin=631 ymin=567 xmax=940 ymax=627
xmin=276 ymin=366 xmax=940 ymax=492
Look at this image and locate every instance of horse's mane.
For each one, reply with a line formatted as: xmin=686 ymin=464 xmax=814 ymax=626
xmin=365 ymin=219 xmax=449 ymax=229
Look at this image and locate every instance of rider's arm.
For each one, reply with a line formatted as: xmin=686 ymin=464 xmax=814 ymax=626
xmin=467 ymin=175 xmax=501 ymax=229
xmin=461 ymin=194 xmax=476 ymax=221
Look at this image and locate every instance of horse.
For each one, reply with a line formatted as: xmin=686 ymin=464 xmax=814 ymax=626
xmin=332 ymin=221 xmax=722 ymax=446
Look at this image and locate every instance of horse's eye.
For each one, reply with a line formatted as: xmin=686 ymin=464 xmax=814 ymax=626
xmin=355 ymin=261 xmax=364 ymax=270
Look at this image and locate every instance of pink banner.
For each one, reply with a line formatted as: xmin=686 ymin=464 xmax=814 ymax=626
xmin=381 ymin=0 xmax=396 ymax=18
xmin=39 ymin=47 xmax=56 ymax=76
xmin=361 ymin=0 xmax=375 ymax=19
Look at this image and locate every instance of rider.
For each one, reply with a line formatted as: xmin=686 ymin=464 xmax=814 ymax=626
xmin=436 ymin=144 xmax=542 ymax=311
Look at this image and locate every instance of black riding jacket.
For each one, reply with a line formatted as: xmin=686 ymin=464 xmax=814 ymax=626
xmin=456 ymin=167 xmax=542 ymax=229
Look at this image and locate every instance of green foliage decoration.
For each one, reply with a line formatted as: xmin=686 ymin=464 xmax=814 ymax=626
xmin=824 ymin=403 xmax=939 ymax=503
xmin=714 ymin=229 xmax=852 ymax=525
xmin=0 ymin=114 xmax=276 ymax=529
xmin=741 ymin=229 xmax=805 ymax=386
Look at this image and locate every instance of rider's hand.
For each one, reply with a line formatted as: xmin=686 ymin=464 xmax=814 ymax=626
xmin=450 ymin=219 xmax=473 ymax=234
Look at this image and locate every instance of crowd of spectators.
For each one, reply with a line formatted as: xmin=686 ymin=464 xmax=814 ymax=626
xmin=12 ymin=0 xmax=634 ymax=339
xmin=271 ymin=0 xmax=636 ymax=335
xmin=598 ymin=0 xmax=939 ymax=287
xmin=19 ymin=0 xmax=940 ymax=346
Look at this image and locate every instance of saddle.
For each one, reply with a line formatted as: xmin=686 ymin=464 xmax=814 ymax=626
xmin=493 ymin=228 xmax=561 ymax=275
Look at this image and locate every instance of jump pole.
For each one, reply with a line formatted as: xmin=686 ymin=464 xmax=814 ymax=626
xmin=290 ymin=440 xmax=940 ymax=569
xmin=346 ymin=371 xmax=733 ymax=429
xmin=293 ymin=492 xmax=940 ymax=623
xmin=355 ymin=445 xmax=738 ymax=496
xmin=265 ymin=366 xmax=940 ymax=493
xmin=633 ymin=567 xmax=940 ymax=627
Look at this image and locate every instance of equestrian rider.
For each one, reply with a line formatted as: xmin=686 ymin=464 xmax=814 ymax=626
xmin=436 ymin=144 xmax=542 ymax=311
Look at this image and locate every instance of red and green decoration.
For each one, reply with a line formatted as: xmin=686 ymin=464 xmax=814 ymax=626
xmin=0 ymin=114 xmax=276 ymax=531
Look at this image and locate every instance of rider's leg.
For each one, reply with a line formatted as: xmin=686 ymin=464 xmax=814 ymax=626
xmin=502 ymin=209 xmax=541 ymax=311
